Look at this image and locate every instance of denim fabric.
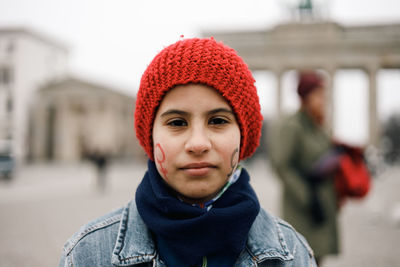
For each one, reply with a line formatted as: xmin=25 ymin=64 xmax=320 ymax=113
xmin=59 ymin=200 xmax=316 ymax=267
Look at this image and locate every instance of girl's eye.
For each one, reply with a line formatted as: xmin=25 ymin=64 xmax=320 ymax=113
xmin=209 ymin=117 xmax=229 ymax=125
xmin=167 ymin=119 xmax=187 ymax=127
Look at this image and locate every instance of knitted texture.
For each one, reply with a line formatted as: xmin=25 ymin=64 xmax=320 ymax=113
xmin=134 ymin=37 xmax=263 ymax=160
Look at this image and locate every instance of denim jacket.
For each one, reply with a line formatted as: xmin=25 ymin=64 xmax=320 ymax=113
xmin=59 ymin=200 xmax=316 ymax=267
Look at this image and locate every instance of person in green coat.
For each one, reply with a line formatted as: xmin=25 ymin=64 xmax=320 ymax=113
xmin=269 ymin=71 xmax=339 ymax=265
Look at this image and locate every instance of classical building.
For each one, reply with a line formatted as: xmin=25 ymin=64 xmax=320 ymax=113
xmin=204 ymin=21 xmax=400 ymax=146
xmin=29 ymin=77 xmax=142 ymax=162
xmin=0 ymin=27 xmax=68 ymax=162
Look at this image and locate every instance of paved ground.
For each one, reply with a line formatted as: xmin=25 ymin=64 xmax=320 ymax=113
xmin=0 ymin=156 xmax=399 ymax=267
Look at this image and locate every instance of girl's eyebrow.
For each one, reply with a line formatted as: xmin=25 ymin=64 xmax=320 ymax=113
xmin=207 ymin=108 xmax=234 ymax=116
xmin=160 ymin=108 xmax=234 ymax=118
xmin=160 ymin=109 xmax=189 ymax=118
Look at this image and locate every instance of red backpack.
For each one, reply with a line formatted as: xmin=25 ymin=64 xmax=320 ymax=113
xmin=335 ymin=145 xmax=371 ymax=206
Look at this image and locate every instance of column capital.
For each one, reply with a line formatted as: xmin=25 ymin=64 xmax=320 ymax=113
xmin=324 ymin=65 xmax=337 ymax=74
xmin=364 ymin=62 xmax=380 ymax=75
xmin=271 ymin=67 xmax=286 ymax=77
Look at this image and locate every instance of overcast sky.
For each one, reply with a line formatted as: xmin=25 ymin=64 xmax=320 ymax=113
xmin=1 ymin=0 xmax=400 ymax=145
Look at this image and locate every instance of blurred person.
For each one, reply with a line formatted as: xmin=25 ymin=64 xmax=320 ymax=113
xmin=269 ymin=71 xmax=339 ymax=265
xmin=59 ymin=38 xmax=317 ymax=266
xmin=89 ymin=149 xmax=109 ymax=193
xmin=82 ymin=145 xmax=110 ymax=193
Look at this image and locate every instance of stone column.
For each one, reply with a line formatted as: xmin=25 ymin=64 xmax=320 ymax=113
xmin=366 ymin=65 xmax=379 ymax=147
xmin=31 ymin=99 xmax=48 ymax=160
xmin=53 ymin=100 xmax=65 ymax=161
xmin=324 ymin=67 xmax=336 ymax=136
xmin=275 ymin=69 xmax=284 ymax=119
xmin=55 ymin=99 xmax=75 ymax=161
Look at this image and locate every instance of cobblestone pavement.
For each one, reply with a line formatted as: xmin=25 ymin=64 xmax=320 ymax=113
xmin=0 ymin=157 xmax=399 ymax=267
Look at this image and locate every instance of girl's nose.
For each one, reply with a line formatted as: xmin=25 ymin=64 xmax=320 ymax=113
xmin=184 ymin=126 xmax=212 ymax=155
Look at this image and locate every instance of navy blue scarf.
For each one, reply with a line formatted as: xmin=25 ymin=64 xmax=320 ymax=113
xmin=135 ymin=160 xmax=260 ymax=266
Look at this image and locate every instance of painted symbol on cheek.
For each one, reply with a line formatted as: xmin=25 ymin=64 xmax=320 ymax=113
xmin=155 ymin=143 xmax=168 ymax=180
xmin=227 ymin=148 xmax=239 ymax=178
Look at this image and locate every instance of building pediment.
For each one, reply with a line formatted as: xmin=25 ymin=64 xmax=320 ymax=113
xmin=204 ymin=21 xmax=400 ymax=70
xmin=38 ymin=76 xmax=135 ymax=103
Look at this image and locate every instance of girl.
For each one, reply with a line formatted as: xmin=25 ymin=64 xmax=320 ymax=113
xmin=59 ymin=37 xmax=316 ymax=267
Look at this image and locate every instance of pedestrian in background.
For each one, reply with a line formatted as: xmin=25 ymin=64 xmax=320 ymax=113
xmin=59 ymin=37 xmax=316 ymax=266
xmin=269 ymin=71 xmax=339 ymax=265
xmin=88 ymin=149 xmax=109 ymax=193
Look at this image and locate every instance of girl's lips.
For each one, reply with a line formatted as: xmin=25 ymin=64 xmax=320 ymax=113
xmin=180 ymin=162 xmax=216 ymax=176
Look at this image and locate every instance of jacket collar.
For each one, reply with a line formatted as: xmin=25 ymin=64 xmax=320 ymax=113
xmin=111 ymin=201 xmax=293 ymax=266
xmin=111 ymin=201 xmax=157 ymax=266
xmin=244 ymin=209 xmax=294 ymax=264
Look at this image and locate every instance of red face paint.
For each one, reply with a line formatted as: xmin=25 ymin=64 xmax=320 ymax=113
xmin=155 ymin=143 xmax=168 ymax=179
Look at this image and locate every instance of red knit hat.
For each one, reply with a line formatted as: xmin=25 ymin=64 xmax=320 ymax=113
xmin=297 ymin=71 xmax=324 ymax=99
xmin=134 ymin=37 xmax=263 ymax=161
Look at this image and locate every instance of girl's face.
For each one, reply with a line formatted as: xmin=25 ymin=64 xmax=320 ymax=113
xmin=303 ymin=86 xmax=325 ymax=125
xmin=152 ymin=84 xmax=241 ymax=205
